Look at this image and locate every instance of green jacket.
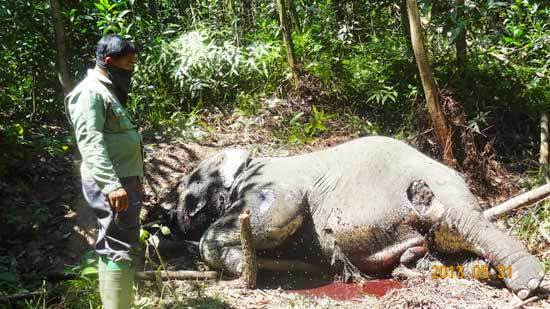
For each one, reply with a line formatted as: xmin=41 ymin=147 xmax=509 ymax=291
xmin=66 ymin=69 xmax=143 ymax=194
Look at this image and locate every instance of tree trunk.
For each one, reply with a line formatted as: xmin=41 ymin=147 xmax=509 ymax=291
xmin=540 ymin=112 xmax=549 ymax=183
xmin=455 ymin=0 xmax=467 ymax=75
xmin=241 ymin=0 xmax=254 ymax=30
xmin=407 ymin=0 xmax=455 ymax=166
xmin=50 ymin=0 xmax=72 ymax=96
xmin=239 ymin=212 xmax=257 ymax=289
xmin=399 ymin=0 xmax=413 ymax=53
xmin=276 ymin=0 xmax=299 ymax=85
xmin=287 ymin=0 xmax=301 ymax=34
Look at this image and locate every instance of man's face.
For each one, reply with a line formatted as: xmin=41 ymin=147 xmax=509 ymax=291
xmin=106 ymin=53 xmax=137 ymax=71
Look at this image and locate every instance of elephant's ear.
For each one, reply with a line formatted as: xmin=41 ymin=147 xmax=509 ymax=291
xmin=218 ymin=149 xmax=250 ymax=188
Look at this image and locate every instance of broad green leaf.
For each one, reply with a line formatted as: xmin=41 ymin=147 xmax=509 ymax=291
xmin=81 ymin=266 xmax=98 ymax=276
xmin=161 ymin=226 xmax=171 ymax=235
xmin=139 ymin=229 xmax=150 ymax=243
xmin=13 ymin=123 xmax=24 ymax=136
xmin=119 ymin=10 xmax=130 ymax=18
xmin=148 ymin=235 xmax=159 ymax=247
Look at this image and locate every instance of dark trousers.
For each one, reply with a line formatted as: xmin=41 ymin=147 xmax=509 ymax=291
xmin=81 ymin=176 xmax=143 ymax=267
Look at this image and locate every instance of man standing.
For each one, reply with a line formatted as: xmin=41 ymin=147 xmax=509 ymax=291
xmin=65 ymin=34 xmax=143 ymax=309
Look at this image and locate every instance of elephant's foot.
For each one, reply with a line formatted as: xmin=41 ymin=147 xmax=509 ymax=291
xmin=349 ymin=236 xmax=426 ymax=274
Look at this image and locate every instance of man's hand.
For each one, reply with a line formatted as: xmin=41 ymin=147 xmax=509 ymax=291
xmin=108 ymin=188 xmax=128 ymax=212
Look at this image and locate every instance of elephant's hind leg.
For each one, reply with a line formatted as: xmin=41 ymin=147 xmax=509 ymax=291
xmin=345 ymin=233 xmax=426 ymax=275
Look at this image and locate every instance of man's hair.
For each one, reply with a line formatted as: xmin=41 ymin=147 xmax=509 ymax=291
xmin=96 ymin=34 xmax=136 ymax=61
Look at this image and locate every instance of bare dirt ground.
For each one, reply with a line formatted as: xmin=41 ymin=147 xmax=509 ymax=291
xmin=1 ymin=97 xmax=549 ymax=308
xmin=133 ymin=272 xmax=549 ymax=308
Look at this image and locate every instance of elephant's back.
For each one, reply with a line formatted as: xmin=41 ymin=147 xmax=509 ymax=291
xmin=308 ymin=136 xmax=473 ymax=228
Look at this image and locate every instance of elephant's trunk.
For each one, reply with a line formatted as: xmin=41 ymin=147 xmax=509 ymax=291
xmin=430 ymin=200 xmax=544 ymax=299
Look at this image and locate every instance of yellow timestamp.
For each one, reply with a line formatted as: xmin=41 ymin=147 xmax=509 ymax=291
xmin=431 ymin=264 xmax=513 ymax=280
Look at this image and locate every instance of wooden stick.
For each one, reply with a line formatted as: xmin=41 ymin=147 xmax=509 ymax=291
xmin=483 ymin=183 xmax=550 ymax=220
xmin=540 ymin=112 xmax=549 ymax=183
xmin=239 ymin=212 xmax=257 ymax=289
xmin=0 ymin=291 xmax=42 ymax=303
xmin=257 ymin=258 xmax=323 ymax=273
xmin=135 ymin=270 xmax=218 ymax=281
xmin=512 ymin=295 xmax=540 ymax=309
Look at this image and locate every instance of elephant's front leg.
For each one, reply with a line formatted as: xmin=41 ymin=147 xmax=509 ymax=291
xmin=431 ymin=205 xmax=544 ymax=299
xmin=199 ymin=204 xmax=305 ymax=276
xmin=199 ymin=214 xmax=244 ymax=276
xmin=410 ymin=181 xmax=545 ymax=299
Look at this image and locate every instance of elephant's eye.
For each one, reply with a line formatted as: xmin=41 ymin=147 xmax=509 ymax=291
xmin=184 ymin=194 xmax=199 ymax=213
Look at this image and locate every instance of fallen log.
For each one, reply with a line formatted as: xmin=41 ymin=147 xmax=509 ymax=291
xmin=483 ymin=183 xmax=550 ymax=221
xmin=239 ymin=212 xmax=257 ymax=289
xmin=135 ymin=270 xmax=218 ymax=281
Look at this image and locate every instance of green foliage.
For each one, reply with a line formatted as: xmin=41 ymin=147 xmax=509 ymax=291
xmin=0 ymin=0 xmax=59 ymax=122
xmin=367 ymin=86 xmax=398 ymax=106
xmin=0 ymin=256 xmax=19 ymax=294
xmin=94 ymin=0 xmax=132 ymax=35
xmin=425 ymin=0 xmax=549 ymax=116
xmin=305 ymin=105 xmax=333 ymax=137
xmin=344 ymin=113 xmax=381 ymax=137
xmin=166 ymin=28 xmax=285 ymax=107
xmin=62 ymin=251 xmax=102 ymax=308
xmin=511 ymin=171 xmax=550 ymax=272
xmin=510 ymin=199 xmax=549 ymax=273
xmin=235 ymin=92 xmax=261 ymax=116
xmin=128 ymin=25 xmax=285 ymax=126
xmin=0 ymin=253 xmax=99 ymax=308
xmin=283 ymin=105 xmax=333 ymax=144
xmin=0 ymin=123 xmax=26 ymax=175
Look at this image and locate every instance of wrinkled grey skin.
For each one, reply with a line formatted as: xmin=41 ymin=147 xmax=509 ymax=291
xmin=176 ymin=136 xmax=544 ymax=299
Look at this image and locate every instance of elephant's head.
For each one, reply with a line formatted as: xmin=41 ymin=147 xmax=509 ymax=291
xmin=175 ymin=148 xmax=250 ymax=239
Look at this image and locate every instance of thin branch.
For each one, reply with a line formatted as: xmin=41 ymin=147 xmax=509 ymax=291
xmin=135 ymin=270 xmax=218 ymax=281
xmin=483 ymin=183 xmax=550 ymax=220
xmin=512 ymin=295 xmax=540 ymax=309
xmin=0 ymin=291 xmax=43 ymax=303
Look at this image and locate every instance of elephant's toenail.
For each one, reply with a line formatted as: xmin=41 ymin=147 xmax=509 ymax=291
xmin=528 ymin=278 xmax=540 ymax=290
xmin=517 ymin=289 xmax=530 ymax=300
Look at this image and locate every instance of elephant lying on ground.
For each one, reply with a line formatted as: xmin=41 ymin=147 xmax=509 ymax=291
xmin=174 ymin=136 xmax=544 ymax=299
